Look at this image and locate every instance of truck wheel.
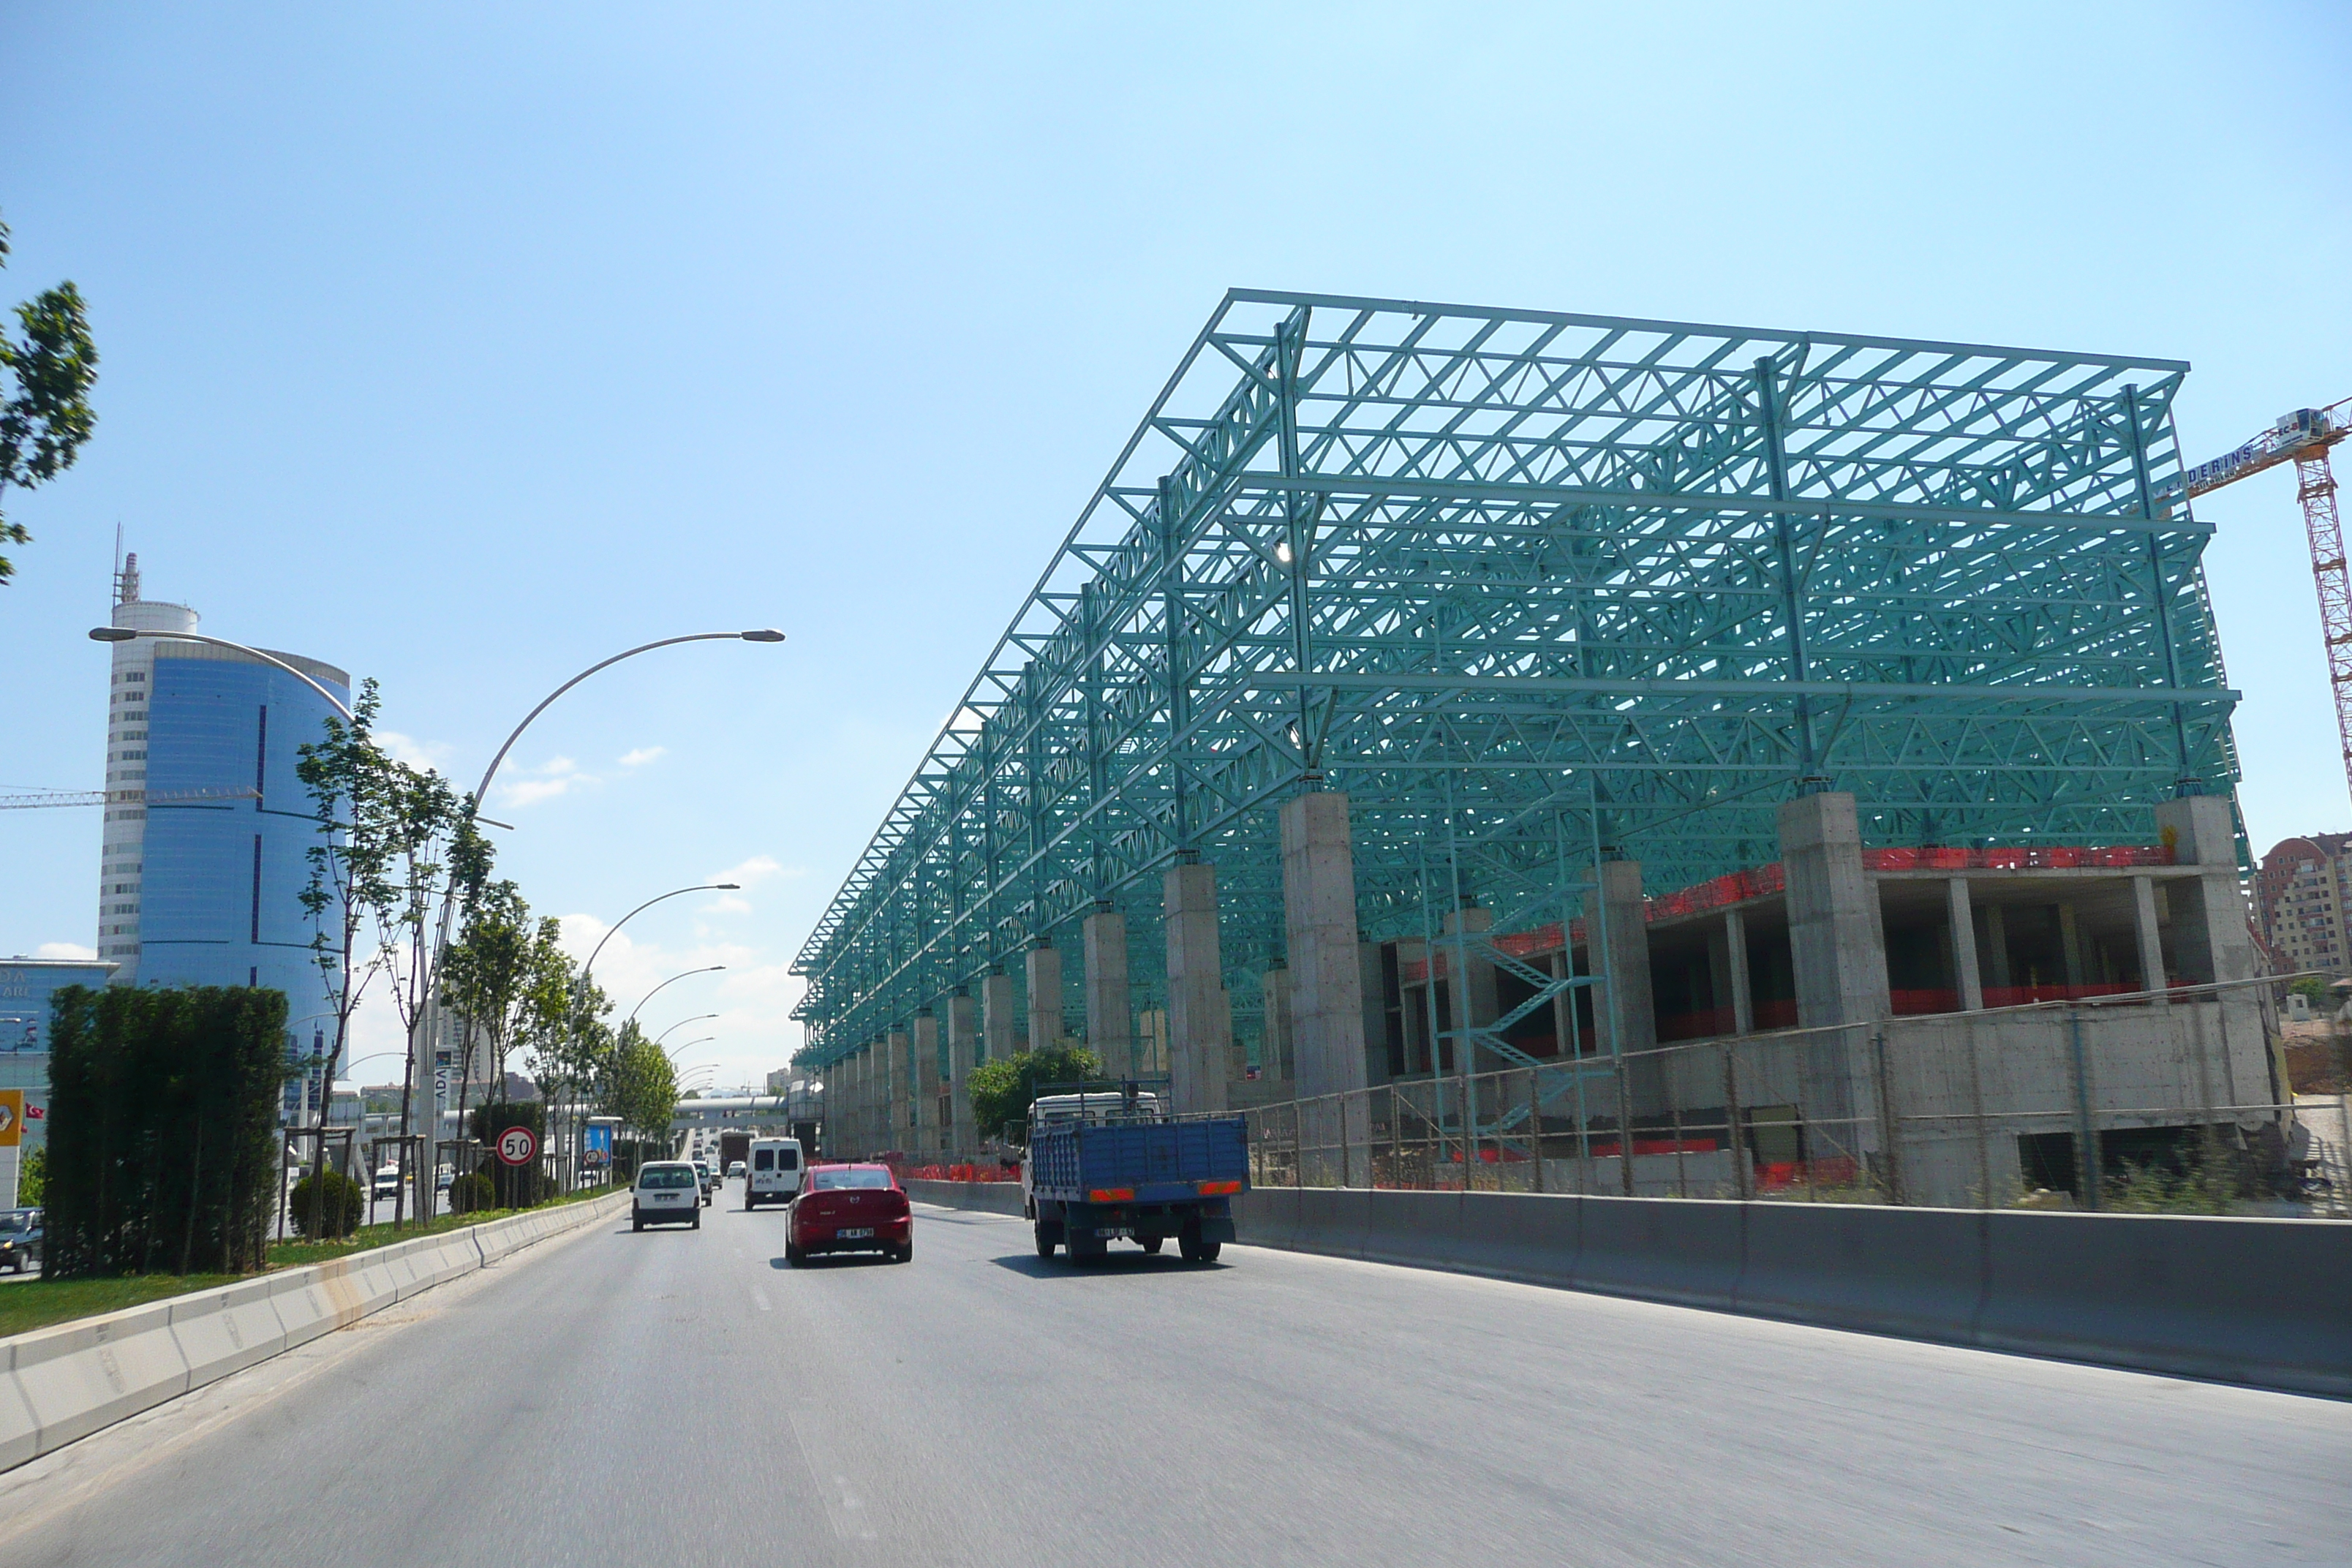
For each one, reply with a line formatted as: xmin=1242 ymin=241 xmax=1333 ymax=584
xmin=1178 ymin=1221 xmax=1218 ymax=1263
xmin=1138 ymin=1237 xmax=1164 ymax=1255
xmin=1033 ymin=1224 xmax=1058 ymax=1259
xmin=691 ymin=1213 xmax=701 ymax=1230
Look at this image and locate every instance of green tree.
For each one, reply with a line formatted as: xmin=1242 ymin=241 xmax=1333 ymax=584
xmin=604 ymin=1021 xmax=679 ymax=1145
xmin=0 ymin=214 xmax=99 ymax=585
xmin=965 ymin=1046 xmax=1102 ymax=1146
xmin=296 ymin=679 xmax=460 ymax=1232
xmin=18 ymin=1145 xmax=45 ymax=1207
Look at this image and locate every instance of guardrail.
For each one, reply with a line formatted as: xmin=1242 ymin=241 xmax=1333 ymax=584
xmin=0 ymin=1191 xmax=630 ymax=1471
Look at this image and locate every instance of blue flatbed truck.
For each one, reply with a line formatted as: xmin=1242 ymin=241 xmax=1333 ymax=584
xmin=1022 ymin=1088 xmax=1249 ymax=1264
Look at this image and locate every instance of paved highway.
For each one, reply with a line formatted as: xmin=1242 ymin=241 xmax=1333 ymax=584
xmin=0 ymin=1185 xmax=2342 ymax=1567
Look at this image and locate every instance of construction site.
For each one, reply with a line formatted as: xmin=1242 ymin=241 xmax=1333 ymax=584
xmin=791 ymin=288 xmax=2351 ymax=1213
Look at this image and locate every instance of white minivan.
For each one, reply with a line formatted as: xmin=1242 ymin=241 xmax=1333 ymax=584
xmin=743 ymin=1138 xmax=804 ymax=1210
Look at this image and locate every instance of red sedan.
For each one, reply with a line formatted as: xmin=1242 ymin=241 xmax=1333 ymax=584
xmin=786 ymin=1163 xmax=912 ymax=1265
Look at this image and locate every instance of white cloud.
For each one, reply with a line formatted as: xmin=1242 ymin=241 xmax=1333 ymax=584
xmin=549 ymin=918 xmax=807 ymax=1085
xmin=619 ymin=746 xmax=666 ymax=768
xmin=701 ymin=894 xmax=753 ymax=916
xmin=494 ymin=756 xmax=595 ymax=809
xmin=712 ymin=854 xmax=796 ymax=887
xmin=377 ymin=730 xmax=453 ymax=771
xmin=36 ymin=941 xmax=95 ymax=961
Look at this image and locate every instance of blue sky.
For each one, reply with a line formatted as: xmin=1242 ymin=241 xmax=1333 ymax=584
xmin=4 ymin=2 xmax=2348 ymax=1087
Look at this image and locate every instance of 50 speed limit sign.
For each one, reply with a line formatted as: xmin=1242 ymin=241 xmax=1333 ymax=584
xmin=494 ymin=1126 xmax=538 ymax=1166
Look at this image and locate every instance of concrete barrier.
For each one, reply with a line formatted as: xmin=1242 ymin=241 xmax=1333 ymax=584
xmin=903 ymin=1179 xmax=1025 ymax=1216
xmin=0 ymin=1191 xmax=630 ymax=1474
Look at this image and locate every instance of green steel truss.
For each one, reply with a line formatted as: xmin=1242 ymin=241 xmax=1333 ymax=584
xmin=791 ymin=290 xmax=2235 ymax=1064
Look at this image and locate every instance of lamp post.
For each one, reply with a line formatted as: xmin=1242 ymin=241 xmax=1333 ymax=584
xmin=87 ymin=627 xmax=355 ymax=719
xmin=629 ymin=966 xmax=725 ymax=1025
xmin=655 ymin=1014 xmax=718 ymax=1048
xmin=666 ymin=1036 xmax=716 ymax=1064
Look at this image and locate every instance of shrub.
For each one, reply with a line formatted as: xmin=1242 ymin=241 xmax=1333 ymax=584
xmin=287 ymin=1169 xmax=364 ymax=1238
xmin=17 ymin=1146 xmax=44 ymax=1208
xmin=966 ymin=1046 xmax=1102 ymax=1145
xmin=467 ymin=1101 xmax=548 ymax=1210
xmin=445 ymin=1169 xmax=497 ymax=1215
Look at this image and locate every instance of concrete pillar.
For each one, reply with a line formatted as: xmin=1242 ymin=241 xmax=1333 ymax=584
xmin=1583 ymin=861 xmax=1656 ymax=1054
xmin=913 ymin=1012 xmax=941 ymax=1152
xmin=1082 ymin=910 xmax=1131 ymax=1077
xmin=946 ymin=991 xmax=977 ymax=1153
xmin=1360 ymin=941 xmax=1393 ymax=1086
xmin=844 ymin=1047 xmax=864 ymax=1157
xmin=1982 ymin=903 xmax=2013 ymax=990
xmin=1259 ymin=965 xmax=1292 ymax=1086
xmin=1725 ymin=906 xmax=1755 ymax=1034
xmin=885 ymin=1030 xmax=910 ymax=1152
xmin=981 ymin=970 xmax=1016 ymax=1063
xmin=2132 ymin=875 xmax=2168 ymax=1002
xmin=1948 ymin=878 xmax=1984 ymax=1011
xmin=2153 ymin=795 xmax=2256 ymax=985
xmin=1440 ymin=904 xmax=1499 ymax=1073
xmin=1281 ymin=792 xmax=1368 ymax=1097
xmin=1777 ymin=792 xmax=1890 ymax=1028
xmin=859 ymin=1043 xmax=878 ymax=1156
xmin=1025 ymin=943 xmax=1063 ymax=1055
xmin=1163 ymin=862 xmax=1233 ymax=1115
xmin=2058 ymin=902 xmax=2086 ymax=988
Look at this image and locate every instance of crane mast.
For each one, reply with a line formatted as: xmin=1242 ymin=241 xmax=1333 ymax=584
xmin=2176 ymin=398 xmax=2352 ymax=805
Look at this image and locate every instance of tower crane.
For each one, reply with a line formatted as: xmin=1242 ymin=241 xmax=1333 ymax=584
xmin=0 ymin=787 xmax=260 ymax=810
xmin=2173 ymin=396 xmax=2352 ymax=803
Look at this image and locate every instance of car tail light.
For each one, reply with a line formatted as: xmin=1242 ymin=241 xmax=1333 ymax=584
xmin=1197 ymin=1180 xmax=1241 ymax=1196
xmin=1088 ymin=1187 xmax=1134 ymax=1203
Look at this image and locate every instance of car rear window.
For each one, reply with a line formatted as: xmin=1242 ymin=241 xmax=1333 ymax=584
xmin=753 ymin=1150 xmax=772 ymax=1170
xmin=637 ymin=1166 xmax=695 ymax=1189
xmin=810 ymin=1169 xmax=892 ymax=1191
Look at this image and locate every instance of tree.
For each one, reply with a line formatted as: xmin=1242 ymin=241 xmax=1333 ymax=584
xmin=966 ymin=1046 xmax=1102 ymax=1146
xmin=0 ymin=214 xmax=99 ymax=585
xmin=18 ymin=1145 xmax=45 ymax=1207
xmin=296 ymin=679 xmax=460 ymax=1233
xmin=440 ymin=869 xmax=571 ymax=1181
xmin=604 ymin=1021 xmax=679 ymax=1145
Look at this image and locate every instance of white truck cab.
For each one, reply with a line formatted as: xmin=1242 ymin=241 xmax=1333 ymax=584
xmin=744 ymin=1137 xmax=804 ymax=1210
xmin=1020 ymin=1093 xmax=1162 ymax=1211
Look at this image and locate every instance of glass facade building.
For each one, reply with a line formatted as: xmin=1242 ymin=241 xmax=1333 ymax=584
xmin=0 ymin=957 xmax=118 ymax=1154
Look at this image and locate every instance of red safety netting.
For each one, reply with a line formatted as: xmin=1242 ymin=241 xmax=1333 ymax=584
xmin=901 ymin=1163 xmax=1019 ymax=1183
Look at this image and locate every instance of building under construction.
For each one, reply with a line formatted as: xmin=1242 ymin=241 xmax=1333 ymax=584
xmin=792 ymin=290 xmax=2277 ymax=1205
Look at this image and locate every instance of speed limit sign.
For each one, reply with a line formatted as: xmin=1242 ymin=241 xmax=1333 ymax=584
xmin=494 ymin=1126 xmax=538 ymax=1166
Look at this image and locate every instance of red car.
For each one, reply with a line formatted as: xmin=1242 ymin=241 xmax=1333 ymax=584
xmin=786 ymin=1163 xmax=912 ymax=1265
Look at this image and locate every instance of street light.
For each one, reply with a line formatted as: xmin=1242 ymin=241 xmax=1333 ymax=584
xmin=628 ymin=965 xmax=725 ymax=1024
xmin=88 ymin=627 xmax=355 ymax=719
xmin=655 ymin=1014 xmax=717 ymax=1047
xmin=666 ymin=1036 xmax=715 ymax=1063
xmin=581 ymin=886 xmax=739 ymax=989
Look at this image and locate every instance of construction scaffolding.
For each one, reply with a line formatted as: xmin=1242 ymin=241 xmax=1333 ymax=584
xmin=792 ymin=290 xmax=2239 ymax=1077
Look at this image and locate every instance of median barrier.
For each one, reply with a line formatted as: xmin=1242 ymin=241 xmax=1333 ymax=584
xmin=903 ymin=1178 xmax=1025 ymax=1216
xmin=1733 ymin=1202 xmax=1986 ymax=1344
xmin=0 ymin=1191 xmax=632 ymax=1474
xmin=166 ymin=1275 xmax=289 ymax=1385
xmin=8 ymin=1300 xmax=191 ymax=1457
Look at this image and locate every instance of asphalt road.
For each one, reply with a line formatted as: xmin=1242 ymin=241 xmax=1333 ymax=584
xmin=0 ymin=1183 xmax=2343 ymax=1567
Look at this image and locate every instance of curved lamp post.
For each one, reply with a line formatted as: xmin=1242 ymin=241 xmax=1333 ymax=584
xmin=666 ymin=1035 xmax=715 ymax=1064
xmin=629 ymin=966 xmax=725 ymax=1025
xmin=88 ymin=627 xmax=355 ymax=719
xmin=655 ymin=1014 xmax=717 ymax=1047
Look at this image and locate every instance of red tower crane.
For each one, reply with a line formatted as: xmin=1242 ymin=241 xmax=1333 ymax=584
xmin=2177 ymin=397 xmax=2352 ymax=803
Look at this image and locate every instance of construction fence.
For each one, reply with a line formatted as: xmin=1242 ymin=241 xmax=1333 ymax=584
xmin=1242 ymin=975 xmax=2352 ymax=1218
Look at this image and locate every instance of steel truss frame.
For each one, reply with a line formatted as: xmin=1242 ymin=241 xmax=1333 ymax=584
xmin=792 ymin=290 xmax=2236 ymax=1066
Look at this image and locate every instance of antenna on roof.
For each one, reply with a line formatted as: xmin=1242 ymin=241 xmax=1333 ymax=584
xmin=115 ymin=548 xmax=140 ymax=607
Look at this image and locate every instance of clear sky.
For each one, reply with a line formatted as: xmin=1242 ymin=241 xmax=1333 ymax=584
xmin=3 ymin=2 xmax=2348 ymax=1090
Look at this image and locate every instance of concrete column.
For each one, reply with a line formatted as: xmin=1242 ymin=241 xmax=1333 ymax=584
xmin=1725 ymin=906 xmax=1755 ymax=1034
xmin=1163 ymin=862 xmax=1233 ymax=1115
xmin=1440 ymin=904 xmax=1499 ymax=1072
xmin=981 ymin=970 xmax=1016 ymax=1063
xmin=1948 ymin=878 xmax=1984 ymax=1012
xmin=885 ymin=1029 xmax=910 ymax=1152
xmin=1082 ymin=909 xmax=1131 ymax=1077
xmin=2058 ymin=902 xmax=2086 ymax=988
xmin=2153 ymin=795 xmax=2256 ymax=985
xmin=1359 ymin=941 xmax=1393 ymax=1086
xmin=1777 ymin=792 xmax=1890 ymax=1028
xmin=913 ymin=1012 xmax=942 ymax=1153
xmin=1982 ymin=904 xmax=2013 ymax=990
xmin=1583 ymin=861 xmax=1656 ymax=1054
xmin=1259 ymin=965 xmax=1292 ymax=1085
xmin=1281 ymin=792 xmax=1369 ymax=1098
xmin=858 ymin=1044 xmax=878 ymax=1156
xmin=2132 ymin=875 xmax=2168 ymax=1002
xmin=946 ymin=991 xmax=977 ymax=1153
xmin=1025 ymin=944 xmax=1063 ymax=1055
xmin=844 ymin=1047 xmax=864 ymax=1157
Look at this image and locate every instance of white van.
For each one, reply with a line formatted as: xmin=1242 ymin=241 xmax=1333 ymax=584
xmin=744 ymin=1137 xmax=804 ymax=1210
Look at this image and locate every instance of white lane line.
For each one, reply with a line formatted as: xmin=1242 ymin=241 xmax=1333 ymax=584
xmin=752 ymin=1285 xmax=772 ymax=1313
xmin=790 ymin=1408 xmax=877 ymax=1540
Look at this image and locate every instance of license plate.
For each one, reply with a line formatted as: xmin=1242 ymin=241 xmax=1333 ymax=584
xmin=838 ymin=1227 xmax=873 ymax=1240
xmin=1093 ymin=1227 xmax=1132 ymax=1238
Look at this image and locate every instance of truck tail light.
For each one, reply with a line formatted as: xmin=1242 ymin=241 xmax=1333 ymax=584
xmin=1088 ymin=1188 xmax=1134 ymax=1203
xmin=1197 ymin=1180 xmax=1241 ymax=1196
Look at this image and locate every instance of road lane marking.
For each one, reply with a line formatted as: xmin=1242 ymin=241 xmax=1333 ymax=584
xmin=791 ymin=1408 xmax=877 ymax=1541
xmin=752 ymin=1285 xmax=772 ymax=1312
